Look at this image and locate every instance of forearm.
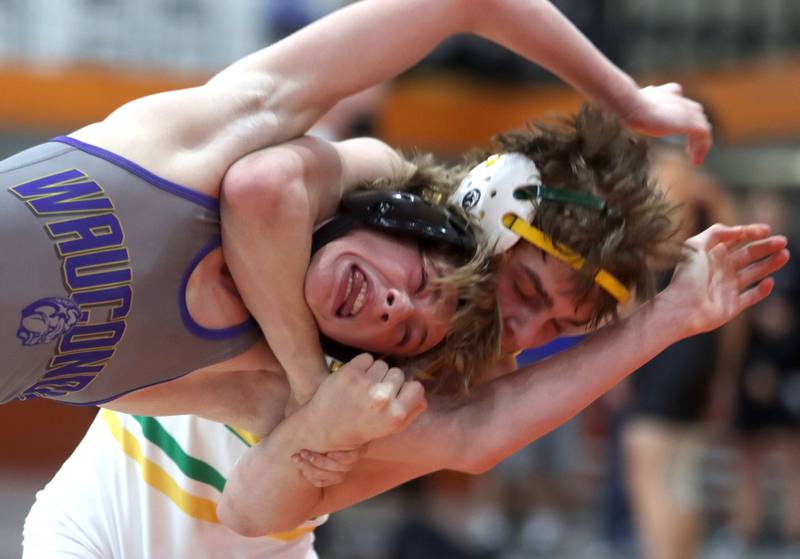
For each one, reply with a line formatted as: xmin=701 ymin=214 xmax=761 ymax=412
xmin=276 ymin=300 xmax=687 ymax=518
xmin=221 ymin=175 xmax=326 ymax=401
xmin=103 ymin=368 xmax=288 ymax=435
xmin=222 ymin=426 xmax=431 ymax=535
xmin=217 ymin=295 xmax=718 ymax=526
xmin=468 ymin=0 xmax=638 ymax=114
xmin=219 ymin=407 xmax=328 ymax=536
xmin=365 ymin=294 xmax=687 ymax=471
xmin=220 ymin=393 xmax=426 ymax=535
xmin=220 ymin=0 xmax=639 ymax=142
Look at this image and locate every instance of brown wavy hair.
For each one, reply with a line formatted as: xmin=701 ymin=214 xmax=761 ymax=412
xmin=479 ymin=104 xmax=684 ymax=326
xmin=360 ymin=104 xmax=683 ymax=392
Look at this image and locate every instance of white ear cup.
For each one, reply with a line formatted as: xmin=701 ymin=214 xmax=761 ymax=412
xmin=449 ymin=153 xmax=541 ymax=254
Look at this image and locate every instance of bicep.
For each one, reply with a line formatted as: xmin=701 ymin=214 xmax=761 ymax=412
xmin=222 ymin=135 xmax=410 ymax=225
xmin=222 ymin=136 xmax=343 ymax=228
xmin=336 ymin=138 xmax=414 ymax=187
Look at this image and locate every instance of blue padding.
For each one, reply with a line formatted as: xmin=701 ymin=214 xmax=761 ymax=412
xmin=516 ymin=335 xmax=586 ymax=366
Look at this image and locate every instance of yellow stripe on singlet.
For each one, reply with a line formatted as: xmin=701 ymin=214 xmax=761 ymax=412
xmin=101 ymin=409 xmax=219 ymax=522
xmin=101 ymin=410 xmax=315 ymax=541
xmin=226 ymin=425 xmax=262 ymax=447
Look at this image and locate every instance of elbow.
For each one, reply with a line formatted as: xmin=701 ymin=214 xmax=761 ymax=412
xmin=220 ymin=149 xmax=309 ymax=222
xmin=217 ymin=497 xmax=264 ymax=538
xmin=459 ymin=450 xmax=502 ymax=475
xmin=218 ymin=495 xmax=302 ymax=538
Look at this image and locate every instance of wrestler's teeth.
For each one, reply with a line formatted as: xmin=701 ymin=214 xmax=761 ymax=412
xmin=343 ymin=270 xmax=354 ymax=304
xmin=350 ymin=281 xmax=367 ymax=316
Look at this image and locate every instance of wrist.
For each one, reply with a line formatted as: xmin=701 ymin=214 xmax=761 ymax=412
xmin=649 ymin=291 xmax=695 ymax=343
xmin=599 ymin=72 xmax=640 ymax=119
xmin=280 ymin=402 xmax=332 ymax=451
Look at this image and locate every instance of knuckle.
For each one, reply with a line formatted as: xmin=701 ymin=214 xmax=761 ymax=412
xmin=389 ymin=407 xmax=409 ymax=427
xmin=369 ymin=360 xmax=390 ymax=376
xmin=406 ymin=380 xmax=425 ymax=398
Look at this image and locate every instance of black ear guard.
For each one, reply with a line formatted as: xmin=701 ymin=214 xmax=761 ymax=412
xmin=312 ymin=190 xmax=476 ymax=258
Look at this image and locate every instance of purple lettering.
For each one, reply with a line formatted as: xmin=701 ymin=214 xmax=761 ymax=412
xmin=42 ymin=349 xmax=114 ymax=379
xmin=72 ymin=285 xmax=133 ymax=320
xmin=47 ymin=213 xmax=124 ymax=255
xmin=63 ymin=248 xmax=131 ymax=290
xmin=59 ymin=321 xmax=126 ymax=352
xmin=10 ymin=169 xmax=113 ymax=215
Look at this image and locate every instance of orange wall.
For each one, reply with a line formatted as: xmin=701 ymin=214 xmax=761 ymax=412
xmin=2 ymin=57 xmax=799 ymax=148
xmin=0 ymin=399 xmax=96 ymax=468
xmin=377 ymin=58 xmax=800 ymax=152
xmin=0 ymin=62 xmax=202 ymax=133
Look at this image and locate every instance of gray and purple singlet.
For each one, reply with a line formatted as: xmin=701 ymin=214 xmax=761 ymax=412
xmin=0 ymin=137 xmax=260 ymax=405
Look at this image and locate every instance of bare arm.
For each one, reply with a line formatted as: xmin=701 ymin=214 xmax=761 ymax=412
xmin=102 ymin=342 xmax=292 ymax=435
xmin=83 ymin=0 xmax=709 ymax=194
xmin=212 ymin=0 xmax=709 ymax=160
xmin=218 ymin=290 xmax=722 ymax=535
xmin=219 ymin=224 xmax=788 ymax=535
xmin=363 ymin=225 xmax=787 ymax=470
xmin=220 ymin=136 xmax=412 ymax=403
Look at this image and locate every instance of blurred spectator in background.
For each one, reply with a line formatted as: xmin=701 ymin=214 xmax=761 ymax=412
xmin=498 ymin=340 xmax=588 ymax=556
xmin=412 ymin=0 xmax=616 ymax=85
xmin=621 ymin=145 xmax=746 ymax=559
xmin=596 ymin=381 xmax=637 ymax=558
xmin=308 ymin=85 xmax=388 ymax=141
xmin=265 ymin=0 xmax=347 ymax=41
xmin=729 ymin=190 xmax=800 ymax=555
xmin=389 ymin=472 xmax=508 ymax=559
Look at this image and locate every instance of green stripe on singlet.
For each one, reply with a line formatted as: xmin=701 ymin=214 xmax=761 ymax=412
xmin=132 ymin=415 xmax=227 ymax=493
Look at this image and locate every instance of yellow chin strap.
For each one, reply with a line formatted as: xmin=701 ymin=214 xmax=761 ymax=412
xmin=503 ymin=214 xmax=630 ymax=305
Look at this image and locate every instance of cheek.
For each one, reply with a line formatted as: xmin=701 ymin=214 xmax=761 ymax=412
xmin=495 ymin=278 xmax=517 ymax=317
xmin=303 ymin=258 xmax=331 ymax=320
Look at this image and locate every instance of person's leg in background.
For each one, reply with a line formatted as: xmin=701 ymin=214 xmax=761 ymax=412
xmin=623 ymin=418 xmax=704 ymax=559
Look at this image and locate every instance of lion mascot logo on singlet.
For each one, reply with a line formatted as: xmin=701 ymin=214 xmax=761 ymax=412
xmin=17 ymin=297 xmax=81 ymax=346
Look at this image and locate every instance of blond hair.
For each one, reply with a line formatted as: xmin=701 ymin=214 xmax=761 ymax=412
xmin=360 ymin=154 xmax=502 ymax=393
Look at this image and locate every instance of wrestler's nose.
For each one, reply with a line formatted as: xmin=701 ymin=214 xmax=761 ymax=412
xmin=380 ymin=288 xmax=413 ymax=325
xmin=503 ymin=311 xmax=549 ymax=351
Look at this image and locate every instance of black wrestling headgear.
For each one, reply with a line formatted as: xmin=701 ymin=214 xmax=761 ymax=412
xmin=312 ymin=190 xmax=476 ymax=257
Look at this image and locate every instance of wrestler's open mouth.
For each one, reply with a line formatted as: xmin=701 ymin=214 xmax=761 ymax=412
xmin=337 ymin=265 xmax=368 ymax=317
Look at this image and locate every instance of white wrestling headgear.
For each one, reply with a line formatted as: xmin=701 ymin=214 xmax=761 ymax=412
xmin=450 ymin=153 xmax=540 ymax=254
xmin=449 ymin=153 xmax=631 ymax=305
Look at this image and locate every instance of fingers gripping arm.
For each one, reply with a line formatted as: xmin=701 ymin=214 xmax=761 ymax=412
xmin=218 ymin=355 xmax=426 ymax=536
